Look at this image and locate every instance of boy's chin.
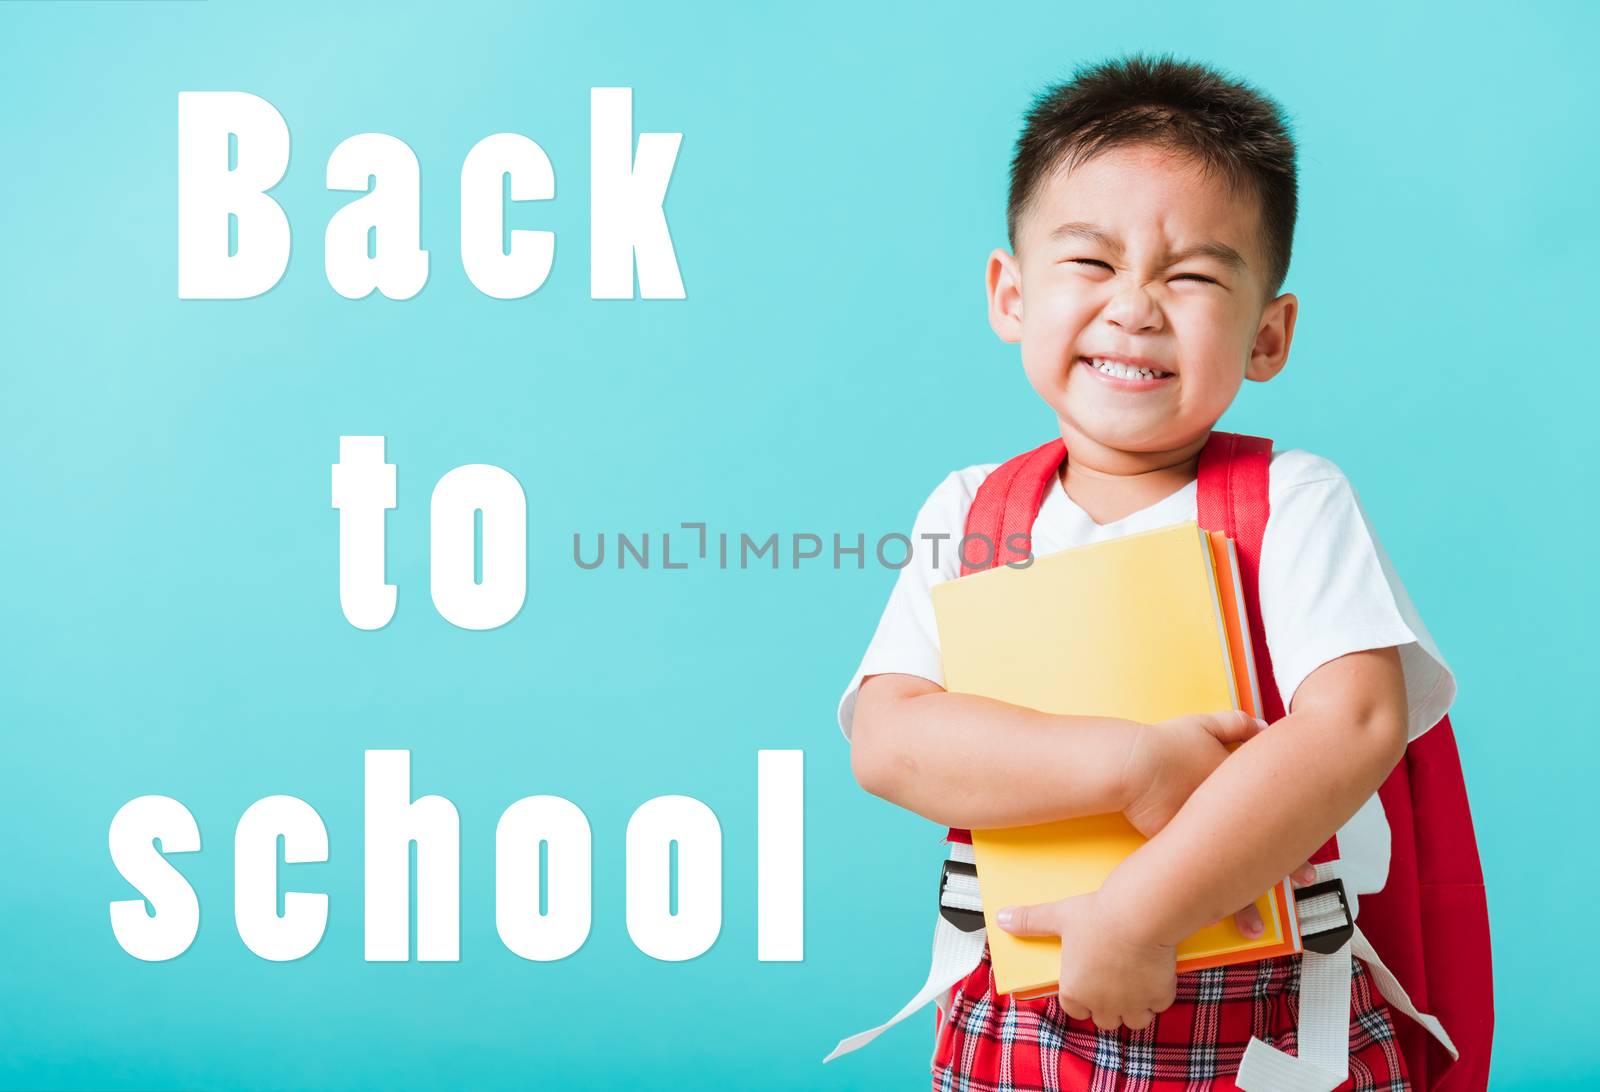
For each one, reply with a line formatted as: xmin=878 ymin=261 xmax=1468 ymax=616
xmin=1054 ymin=410 xmax=1201 ymax=458
xmin=1049 ymin=413 xmax=1209 ymax=464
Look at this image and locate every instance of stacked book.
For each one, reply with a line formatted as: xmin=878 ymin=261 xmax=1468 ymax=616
xmin=931 ymin=521 xmax=1301 ymax=998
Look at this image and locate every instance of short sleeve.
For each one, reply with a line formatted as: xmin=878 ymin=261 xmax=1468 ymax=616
xmin=1258 ymin=451 xmax=1455 ymax=741
xmin=834 ymin=467 xmax=990 ymax=739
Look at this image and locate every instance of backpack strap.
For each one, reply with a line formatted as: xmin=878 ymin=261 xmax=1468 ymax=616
xmin=1184 ymin=435 xmax=1459 ymax=1091
xmin=959 ymin=438 xmax=1066 ymax=576
xmin=1199 ymin=442 xmax=1459 ymax=1091
xmin=1196 ymin=433 xmax=1343 ymax=865
xmin=945 ymin=438 xmax=1068 ymax=845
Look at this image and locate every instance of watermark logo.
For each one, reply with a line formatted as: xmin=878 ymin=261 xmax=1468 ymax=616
xmin=571 ymin=524 xmax=1035 ymax=571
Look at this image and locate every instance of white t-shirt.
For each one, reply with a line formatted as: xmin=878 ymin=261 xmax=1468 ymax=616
xmin=836 ymin=448 xmax=1455 ymax=898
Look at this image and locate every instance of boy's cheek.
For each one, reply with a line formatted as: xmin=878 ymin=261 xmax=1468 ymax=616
xmin=1178 ymin=345 xmax=1252 ymax=402
xmin=1018 ymin=311 xmax=1085 ymax=368
xmin=1020 ymin=350 xmax=1073 ymax=401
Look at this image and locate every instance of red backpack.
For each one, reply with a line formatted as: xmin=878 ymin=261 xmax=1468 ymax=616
xmin=949 ymin=430 xmax=1493 ymax=1090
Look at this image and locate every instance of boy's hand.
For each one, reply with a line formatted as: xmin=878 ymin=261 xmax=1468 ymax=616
xmin=1121 ymin=710 xmax=1266 ymax=837
xmin=994 ymin=861 xmax=1321 ymax=1032
xmin=1121 ymin=712 xmax=1317 ymax=938
xmin=998 ymin=890 xmax=1176 ymax=1030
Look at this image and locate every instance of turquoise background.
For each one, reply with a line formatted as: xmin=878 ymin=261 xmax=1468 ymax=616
xmin=0 ymin=1 xmax=1592 ymax=1088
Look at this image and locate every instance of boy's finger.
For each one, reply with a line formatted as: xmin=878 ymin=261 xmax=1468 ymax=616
xmin=1234 ymin=903 xmax=1264 ymax=938
xmin=1204 ymin=710 xmax=1269 ymax=744
xmin=1059 ymin=997 xmax=1091 ymax=1022
xmin=1291 ymin=862 xmax=1318 ymax=886
xmin=997 ymin=903 xmax=1057 ymax=937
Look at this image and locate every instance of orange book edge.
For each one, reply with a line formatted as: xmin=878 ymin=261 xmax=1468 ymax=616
xmin=1185 ymin=530 xmax=1299 ymax=972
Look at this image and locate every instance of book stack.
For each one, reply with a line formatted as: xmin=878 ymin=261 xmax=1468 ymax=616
xmin=930 ymin=521 xmax=1301 ymax=999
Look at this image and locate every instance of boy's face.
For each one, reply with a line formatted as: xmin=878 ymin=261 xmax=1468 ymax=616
xmin=987 ymin=143 xmax=1297 ymax=462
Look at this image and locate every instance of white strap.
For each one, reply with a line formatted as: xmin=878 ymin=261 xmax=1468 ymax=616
xmin=823 ymin=845 xmax=986 ymax=1064
xmin=1351 ymin=928 xmax=1456 ymax=1060
xmin=1238 ymin=939 xmax=1355 ymax=1092
xmin=1238 ymin=866 xmax=1457 ymax=1092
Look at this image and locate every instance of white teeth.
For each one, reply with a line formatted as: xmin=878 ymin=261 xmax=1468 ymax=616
xmin=1087 ymin=357 xmax=1168 ymax=380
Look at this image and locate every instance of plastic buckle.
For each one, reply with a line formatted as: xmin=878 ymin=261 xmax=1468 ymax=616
xmin=1295 ymin=877 xmax=1355 ymax=955
xmin=938 ymin=859 xmax=985 ymax=933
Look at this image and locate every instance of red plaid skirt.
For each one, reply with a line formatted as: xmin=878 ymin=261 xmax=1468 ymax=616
xmin=932 ymin=951 xmax=1409 ymax=1092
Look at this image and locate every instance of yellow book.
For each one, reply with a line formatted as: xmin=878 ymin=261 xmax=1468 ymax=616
xmin=931 ymin=521 xmax=1298 ymax=998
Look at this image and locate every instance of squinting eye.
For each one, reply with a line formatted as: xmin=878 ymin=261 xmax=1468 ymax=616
xmin=1068 ymin=258 xmax=1112 ymax=270
xmin=1172 ymin=273 xmax=1217 ymax=284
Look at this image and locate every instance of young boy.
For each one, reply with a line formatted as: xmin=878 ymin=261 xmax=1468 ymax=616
xmin=836 ymin=56 xmax=1456 ymax=1090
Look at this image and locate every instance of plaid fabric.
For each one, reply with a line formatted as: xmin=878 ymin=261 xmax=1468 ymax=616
xmin=932 ymin=951 xmax=1409 ymax=1092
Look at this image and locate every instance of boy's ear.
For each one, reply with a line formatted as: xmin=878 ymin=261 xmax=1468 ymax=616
xmin=1246 ymin=292 xmax=1298 ymax=382
xmin=987 ymin=248 xmax=1024 ymax=343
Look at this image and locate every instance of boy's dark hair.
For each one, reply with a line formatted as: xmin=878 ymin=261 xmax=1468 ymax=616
xmin=1008 ymin=54 xmax=1298 ymax=296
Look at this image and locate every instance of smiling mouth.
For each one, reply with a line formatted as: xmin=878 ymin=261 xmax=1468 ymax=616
xmin=1079 ymin=356 xmax=1174 ymax=382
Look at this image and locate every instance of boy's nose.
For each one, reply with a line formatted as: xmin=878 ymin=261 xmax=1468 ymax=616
xmin=1102 ymin=283 xmax=1164 ymax=334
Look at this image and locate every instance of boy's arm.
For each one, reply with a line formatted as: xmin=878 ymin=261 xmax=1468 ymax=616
xmin=850 ymin=672 xmax=1264 ymax=830
xmin=1099 ymin=645 xmax=1408 ymax=941
xmin=996 ymin=647 xmax=1408 ymax=1029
